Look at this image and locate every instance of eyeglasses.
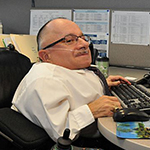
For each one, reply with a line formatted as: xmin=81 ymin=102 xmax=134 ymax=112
xmin=42 ymin=34 xmax=91 ymax=50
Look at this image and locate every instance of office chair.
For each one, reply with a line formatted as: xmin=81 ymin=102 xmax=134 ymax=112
xmin=89 ymin=42 xmax=98 ymax=65
xmin=0 ymin=49 xmax=55 ymax=150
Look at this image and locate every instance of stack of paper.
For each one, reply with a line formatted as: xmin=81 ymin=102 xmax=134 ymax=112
xmin=0 ymin=34 xmax=39 ymax=63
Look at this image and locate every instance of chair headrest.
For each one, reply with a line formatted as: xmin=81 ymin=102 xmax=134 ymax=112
xmin=0 ymin=50 xmax=32 ymax=108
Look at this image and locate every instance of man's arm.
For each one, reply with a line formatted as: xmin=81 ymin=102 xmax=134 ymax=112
xmin=106 ymin=75 xmax=131 ymax=87
xmin=88 ymin=95 xmax=121 ymax=118
xmin=12 ymin=78 xmax=95 ymax=142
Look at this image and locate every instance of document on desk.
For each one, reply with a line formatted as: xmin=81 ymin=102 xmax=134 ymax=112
xmin=10 ymin=34 xmax=39 ymax=63
xmin=116 ymin=121 xmax=150 ymax=139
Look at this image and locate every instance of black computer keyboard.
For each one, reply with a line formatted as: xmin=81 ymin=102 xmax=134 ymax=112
xmin=111 ymin=83 xmax=150 ymax=114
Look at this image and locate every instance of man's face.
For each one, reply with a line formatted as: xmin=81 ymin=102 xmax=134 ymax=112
xmin=39 ymin=19 xmax=92 ymax=70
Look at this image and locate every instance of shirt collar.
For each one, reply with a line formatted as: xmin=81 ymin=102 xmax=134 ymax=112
xmin=73 ymin=69 xmax=86 ymax=74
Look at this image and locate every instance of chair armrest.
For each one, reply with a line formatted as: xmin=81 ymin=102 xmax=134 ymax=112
xmin=0 ymin=108 xmax=55 ymax=149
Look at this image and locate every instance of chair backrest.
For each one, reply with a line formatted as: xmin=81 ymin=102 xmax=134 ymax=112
xmin=0 ymin=50 xmax=32 ymax=108
xmin=0 ymin=49 xmax=55 ymax=150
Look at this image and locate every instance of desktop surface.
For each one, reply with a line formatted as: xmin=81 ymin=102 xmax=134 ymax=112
xmin=98 ymin=66 xmax=150 ymax=150
xmin=109 ymin=66 xmax=149 ymax=80
xmin=98 ymin=117 xmax=150 ymax=150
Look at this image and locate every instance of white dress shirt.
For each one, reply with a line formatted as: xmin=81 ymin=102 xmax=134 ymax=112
xmin=11 ymin=62 xmax=105 ymax=142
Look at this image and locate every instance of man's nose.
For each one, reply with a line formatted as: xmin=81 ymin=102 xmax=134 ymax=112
xmin=77 ymin=37 xmax=89 ymax=47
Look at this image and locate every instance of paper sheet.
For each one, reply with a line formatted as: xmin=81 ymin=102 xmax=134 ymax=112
xmin=73 ymin=9 xmax=110 ymax=56
xmin=111 ymin=11 xmax=150 ymax=45
xmin=30 ymin=9 xmax=72 ymax=35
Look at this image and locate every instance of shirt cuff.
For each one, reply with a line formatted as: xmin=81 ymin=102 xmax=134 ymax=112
xmin=71 ymin=104 xmax=95 ymax=129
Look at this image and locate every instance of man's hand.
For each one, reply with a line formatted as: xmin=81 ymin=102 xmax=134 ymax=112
xmin=88 ymin=95 xmax=122 ymax=118
xmin=106 ymin=75 xmax=131 ymax=87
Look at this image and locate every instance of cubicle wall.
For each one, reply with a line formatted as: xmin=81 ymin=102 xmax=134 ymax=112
xmin=109 ymin=10 xmax=150 ymax=69
xmin=0 ymin=0 xmax=150 ymax=69
xmin=109 ymin=40 xmax=150 ymax=69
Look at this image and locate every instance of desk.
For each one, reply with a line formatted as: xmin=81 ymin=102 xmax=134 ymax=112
xmin=98 ymin=66 xmax=150 ymax=150
xmin=98 ymin=117 xmax=150 ymax=150
xmin=109 ymin=66 xmax=149 ymax=80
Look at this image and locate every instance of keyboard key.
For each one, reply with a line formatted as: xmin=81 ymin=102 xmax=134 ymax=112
xmin=111 ymin=83 xmax=150 ymax=114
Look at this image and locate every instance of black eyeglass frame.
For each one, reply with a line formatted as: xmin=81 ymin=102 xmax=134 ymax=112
xmin=42 ymin=34 xmax=90 ymax=50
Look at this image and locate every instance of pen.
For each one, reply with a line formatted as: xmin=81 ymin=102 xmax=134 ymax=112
xmin=2 ymin=39 xmax=6 ymax=47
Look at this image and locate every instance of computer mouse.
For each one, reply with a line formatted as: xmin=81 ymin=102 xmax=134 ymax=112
xmin=113 ymin=108 xmax=150 ymax=122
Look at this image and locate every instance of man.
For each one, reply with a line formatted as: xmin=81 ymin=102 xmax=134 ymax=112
xmin=11 ymin=18 xmax=130 ymax=146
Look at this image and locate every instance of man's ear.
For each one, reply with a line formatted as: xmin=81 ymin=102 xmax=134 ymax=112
xmin=38 ymin=50 xmax=51 ymax=62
